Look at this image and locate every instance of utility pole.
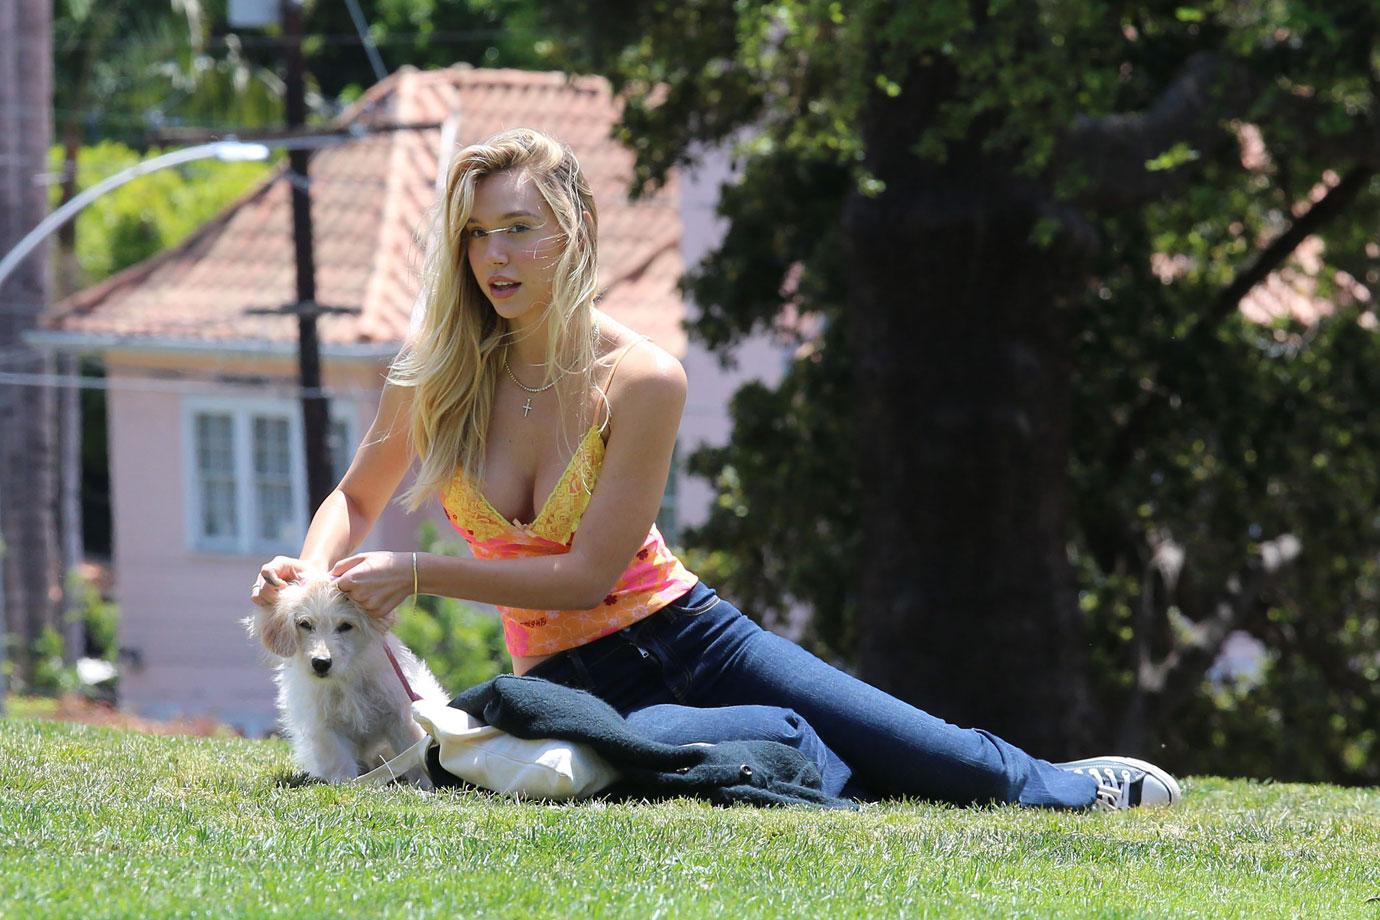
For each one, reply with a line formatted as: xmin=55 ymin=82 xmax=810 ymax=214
xmin=282 ymin=0 xmax=334 ymax=514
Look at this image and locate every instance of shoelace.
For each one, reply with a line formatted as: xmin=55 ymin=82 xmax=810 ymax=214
xmin=1072 ymin=766 xmax=1137 ymax=811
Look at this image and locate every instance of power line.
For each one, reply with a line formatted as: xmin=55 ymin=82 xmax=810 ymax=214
xmin=30 ymin=156 xmax=279 ymax=188
xmin=8 ymin=102 xmax=408 ymax=130
xmin=16 ymin=90 xmax=394 ymax=132
xmin=342 ymin=0 xmax=389 ymax=83
xmin=0 ymin=368 xmax=730 ymax=416
xmin=25 ymin=165 xmax=400 ymax=192
xmin=12 ymin=103 xmax=280 ymax=124
xmin=0 ymin=347 xmax=395 ymax=379
xmin=28 ymin=132 xmax=427 ymax=187
xmin=0 ymin=347 xmax=46 ymax=367
xmin=54 ymin=29 xmax=509 ymax=54
xmin=0 ymin=341 xmax=403 ymax=399
xmin=0 ymin=368 xmax=374 ymax=400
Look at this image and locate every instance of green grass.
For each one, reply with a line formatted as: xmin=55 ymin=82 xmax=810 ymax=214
xmin=3 ymin=718 xmax=1378 ymax=919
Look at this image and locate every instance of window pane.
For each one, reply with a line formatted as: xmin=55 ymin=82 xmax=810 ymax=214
xmin=202 ymin=479 xmax=237 ymax=538
xmin=253 ymin=417 xmax=290 ymax=476
xmin=195 ymin=413 xmax=237 ymax=540
xmin=252 ymin=414 xmax=296 ymax=543
xmin=257 ymin=482 xmax=295 ymax=542
xmin=196 ymin=414 xmax=235 ymax=474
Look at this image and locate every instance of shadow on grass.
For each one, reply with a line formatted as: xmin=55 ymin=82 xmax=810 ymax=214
xmin=271 ymin=769 xmax=321 ymax=788
xmin=268 ymin=768 xmax=439 ymax=791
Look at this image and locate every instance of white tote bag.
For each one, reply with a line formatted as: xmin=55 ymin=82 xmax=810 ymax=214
xmin=354 ymin=698 xmax=621 ymax=799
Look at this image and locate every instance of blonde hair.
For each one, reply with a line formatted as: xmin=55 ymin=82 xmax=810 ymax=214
xmin=390 ymin=128 xmax=600 ymax=511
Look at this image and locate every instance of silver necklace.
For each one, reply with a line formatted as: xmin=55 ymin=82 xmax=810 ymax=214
xmin=502 ymin=322 xmax=601 ymax=417
xmin=503 ymin=359 xmax=561 ymax=417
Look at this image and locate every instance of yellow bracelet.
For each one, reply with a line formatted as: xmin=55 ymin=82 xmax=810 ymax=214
xmin=411 ymin=551 xmax=419 ymax=599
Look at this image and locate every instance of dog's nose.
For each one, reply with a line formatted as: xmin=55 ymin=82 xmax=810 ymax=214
xmin=311 ymin=657 xmax=331 ymax=675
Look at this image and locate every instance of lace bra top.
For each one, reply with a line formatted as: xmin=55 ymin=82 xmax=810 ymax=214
xmin=439 ymin=342 xmax=697 ymax=657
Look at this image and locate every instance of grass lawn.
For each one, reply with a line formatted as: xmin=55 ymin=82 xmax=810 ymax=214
xmin=3 ymin=715 xmax=1378 ymax=918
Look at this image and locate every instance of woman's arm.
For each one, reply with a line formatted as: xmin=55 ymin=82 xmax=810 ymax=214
xmin=251 ymin=381 xmax=415 ymax=606
xmin=332 ymin=345 xmax=687 ymax=616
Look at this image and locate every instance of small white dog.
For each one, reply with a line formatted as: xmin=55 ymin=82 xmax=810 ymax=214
xmin=246 ymin=575 xmax=448 ymax=785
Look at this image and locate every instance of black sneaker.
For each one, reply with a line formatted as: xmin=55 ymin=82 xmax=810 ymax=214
xmin=1053 ymin=756 xmax=1182 ymax=810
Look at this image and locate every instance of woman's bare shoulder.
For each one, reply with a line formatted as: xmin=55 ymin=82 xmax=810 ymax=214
xmin=593 ymin=316 xmax=686 ymax=415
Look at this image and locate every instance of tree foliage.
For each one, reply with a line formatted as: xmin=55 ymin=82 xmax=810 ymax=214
xmin=528 ymin=0 xmax=1380 ymax=780
xmin=47 ymin=141 xmax=272 ymax=285
xmin=299 ymin=0 xmax=554 ymax=101
xmin=392 ymin=522 xmax=509 ymax=694
xmin=55 ymin=0 xmax=282 ymax=144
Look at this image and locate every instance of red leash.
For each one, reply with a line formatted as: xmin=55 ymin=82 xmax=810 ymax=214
xmin=384 ymin=644 xmax=421 ymax=703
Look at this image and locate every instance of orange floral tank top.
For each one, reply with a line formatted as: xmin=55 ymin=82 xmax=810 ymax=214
xmin=439 ymin=346 xmax=698 ymax=657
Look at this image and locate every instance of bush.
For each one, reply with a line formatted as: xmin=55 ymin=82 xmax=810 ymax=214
xmin=66 ymin=568 xmax=118 ymax=661
xmin=392 ymin=522 xmax=509 ymax=695
xmin=29 ymin=629 xmax=77 ymax=697
xmin=12 ymin=568 xmax=121 ymax=698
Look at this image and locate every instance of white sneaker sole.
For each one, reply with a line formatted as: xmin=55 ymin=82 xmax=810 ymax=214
xmin=1056 ymin=755 xmax=1183 ymax=807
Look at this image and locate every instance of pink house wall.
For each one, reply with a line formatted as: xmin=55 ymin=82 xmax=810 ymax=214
xmin=105 ymin=350 xmax=449 ymax=733
xmin=675 ymin=140 xmax=791 ymax=533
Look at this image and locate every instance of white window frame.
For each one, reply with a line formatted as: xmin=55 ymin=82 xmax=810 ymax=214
xmin=182 ymin=396 xmax=355 ymax=555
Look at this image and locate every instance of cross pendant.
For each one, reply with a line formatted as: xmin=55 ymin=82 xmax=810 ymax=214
xmin=521 ymin=397 xmax=534 ymax=417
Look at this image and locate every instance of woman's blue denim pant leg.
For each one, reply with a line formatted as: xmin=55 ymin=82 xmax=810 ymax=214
xmin=525 ymin=581 xmax=1097 ymax=808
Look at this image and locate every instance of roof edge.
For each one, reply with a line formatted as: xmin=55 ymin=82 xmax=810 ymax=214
xmin=333 ymin=65 xmax=413 ymax=125
xmin=25 ymin=330 xmax=398 ymax=361
xmin=47 ymin=171 xmax=286 ymax=320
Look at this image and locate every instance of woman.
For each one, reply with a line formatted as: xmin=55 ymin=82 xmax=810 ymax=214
xmin=251 ymin=127 xmax=1179 ymax=809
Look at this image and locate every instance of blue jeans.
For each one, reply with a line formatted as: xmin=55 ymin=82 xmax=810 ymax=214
xmin=526 ymin=581 xmax=1098 ymax=807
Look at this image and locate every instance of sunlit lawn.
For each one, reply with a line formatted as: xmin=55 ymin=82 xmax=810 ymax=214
xmin=3 ymin=715 xmax=1378 ymax=918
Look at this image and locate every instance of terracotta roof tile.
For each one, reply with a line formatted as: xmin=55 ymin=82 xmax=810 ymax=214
xmin=47 ymin=66 xmax=687 ymax=354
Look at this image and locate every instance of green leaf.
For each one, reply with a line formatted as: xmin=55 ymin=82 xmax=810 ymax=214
xmin=1145 ymin=142 xmax=1202 ymax=172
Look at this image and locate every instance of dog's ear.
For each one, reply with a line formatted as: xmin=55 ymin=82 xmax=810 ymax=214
xmin=362 ymin=604 xmax=399 ymax=635
xmin=244 ymin=606 xmax=298 ymax=658
xmin=332 ymin=584 xmax=397 ymax=633
xmin=376 ymin=603 xmax=401 ymax=631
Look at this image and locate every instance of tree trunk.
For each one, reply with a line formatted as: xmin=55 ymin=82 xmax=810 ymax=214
xmin=846 ymin=60 xmax=1092 ymax=756
xmin=0 ymin=0 xmax=61 ymax=686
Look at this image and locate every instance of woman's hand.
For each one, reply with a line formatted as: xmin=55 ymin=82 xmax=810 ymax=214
xmin=331 ymin=551 xmax=415 ymax=620
xmin=250 ymin=556 xmax=323 ymax=608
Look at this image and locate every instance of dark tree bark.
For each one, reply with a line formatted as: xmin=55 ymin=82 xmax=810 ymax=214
xmin=0 ymin=0 xmax=61 ymax=686
xmin=835 ymin=36 xmax=1370 ymax=755
xmin=845 ymin=59 xmax=1092 ymax=755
